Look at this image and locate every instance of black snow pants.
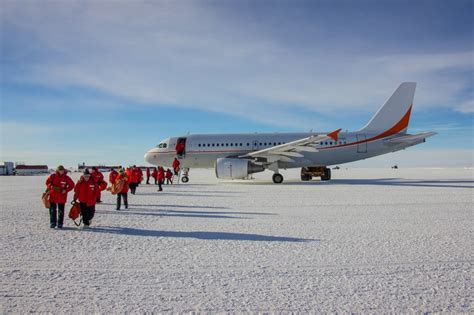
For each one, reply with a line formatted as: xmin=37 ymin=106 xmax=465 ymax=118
xmin=80 ymin=202 xmax=95 ymax=226
xmin=49 ymin=203 xmax=65 ymax=227
xmin=116 ymin=193 xmax=128 ymax=210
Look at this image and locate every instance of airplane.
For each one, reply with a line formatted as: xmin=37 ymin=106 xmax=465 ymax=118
xmin=144 ymin=82 xmax=436 ymax=184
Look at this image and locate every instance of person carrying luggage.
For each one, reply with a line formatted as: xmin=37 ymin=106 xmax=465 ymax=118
xmin=115 ymin=169 xmax=129 ymax=210
xmin=73 ymin=169 xmax=100 ymax=228
xmin=45 ymin=165 xmax=75 ymax=228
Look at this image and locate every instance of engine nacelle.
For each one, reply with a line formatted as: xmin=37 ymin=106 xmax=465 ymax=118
xmin=215 ymin=158 xmax=265 ymax=179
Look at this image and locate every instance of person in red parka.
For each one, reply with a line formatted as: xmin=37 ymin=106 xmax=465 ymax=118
xmin=172 ymin=158 xmax=181 ymax=175
xmin=152 ymin=167 xmax=158 ymax=185
xmin=73 ymin=169 xmax=100 ymax=228
xmin=175 ymin=141 xmax=185 ymax=156
xmin=157 ymin=167 xmax=165 ymax=191
xmin=129 ymin=166 xmax=140 ymax=195
xmin=125 ymin=167 xmax=134 ymax=194
xmin=165 ymin=168 xmax=173 ymax=185
xmin=45 ymin=165 xmax=75 ymax=228
xmin=109 ymin=168 xmax=118 ymax=185
xmin=138 ymin=167 xmax=143 ymax=185
xmin=146 ymin=167 xmax=151 ymax=185
xmin=90 ymin=167 xmax=105 ymax=203
xmin=115 ymin=168 xmax=129 ymax=210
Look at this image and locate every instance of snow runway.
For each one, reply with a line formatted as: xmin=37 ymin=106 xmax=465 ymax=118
xmin=1 ymin=168 xmax=472 ymax=312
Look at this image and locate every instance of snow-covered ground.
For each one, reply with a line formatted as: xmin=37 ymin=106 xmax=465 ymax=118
xmin=1 ymin=168 xmax=472 ymax=312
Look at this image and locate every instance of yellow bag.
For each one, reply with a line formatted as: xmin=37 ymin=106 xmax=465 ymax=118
xmin=41 ymin=190 xmax=50 ymax=209
xmin=110 ymin=179 xmax=125 ymax=195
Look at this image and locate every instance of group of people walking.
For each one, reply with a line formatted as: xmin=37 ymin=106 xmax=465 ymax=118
xmin=45 ymin=163 xmax=179 ymax=229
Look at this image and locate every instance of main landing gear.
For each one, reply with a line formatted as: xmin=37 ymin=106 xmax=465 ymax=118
xmin=300 ymin=167 xmax=331 ymax=181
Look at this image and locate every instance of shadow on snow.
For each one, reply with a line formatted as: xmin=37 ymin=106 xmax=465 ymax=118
xmin=88 ymin=226 xmax=315 ymax=242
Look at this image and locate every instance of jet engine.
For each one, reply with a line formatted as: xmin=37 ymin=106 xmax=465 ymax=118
xmin=215 ymin=158 xmax=265 ymax=179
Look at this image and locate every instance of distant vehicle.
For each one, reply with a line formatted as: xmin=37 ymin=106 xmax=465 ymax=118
xmin=392 ymin=165 xmax=399 ymax=169
xmin=145 ymin=83 xmax=436 ymax=183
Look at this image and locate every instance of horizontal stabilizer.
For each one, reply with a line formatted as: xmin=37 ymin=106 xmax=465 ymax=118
xmin=384 ymin=132 xmax=437 ymax=145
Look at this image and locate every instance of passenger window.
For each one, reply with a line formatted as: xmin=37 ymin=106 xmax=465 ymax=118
xmin=207 ymin=144 xmax=210 ymax=147
xmin=226 ymin=143 xmax=229 ymax=146
xmin=240 ymin=143 xmax=243 ymax=146
xmin=230 ymin=143 xmax=233 ymax=146
xmin=198 ymin=144 xmax=201 ymax=147
xmin=216 ymin=143 xmax=219 ymax=147
xmin=247 ymin=143 xmax=250 ymax=146
xmin=259 ymin=143 xmax=262 ymax=146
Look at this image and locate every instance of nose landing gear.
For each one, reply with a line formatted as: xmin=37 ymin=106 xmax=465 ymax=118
xmin=272 ymin=173 xmax=284 ymax=184
xmin=181 ymin=168 xmax=190 ymax=183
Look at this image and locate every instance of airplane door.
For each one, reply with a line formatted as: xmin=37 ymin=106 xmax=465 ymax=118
xmin=357 ymin=134 xmax=367 ymax=153
xmin=252 ymin=140 xmax=259 ymax=151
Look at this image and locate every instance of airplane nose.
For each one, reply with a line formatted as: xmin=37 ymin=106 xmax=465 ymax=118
xmin=144 ymin=151 xmax=153 ymax=164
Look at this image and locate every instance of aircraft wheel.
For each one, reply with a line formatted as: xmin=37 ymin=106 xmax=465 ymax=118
xmin=321 ymin=168 xmax=331 ymax=181
xmin=272 ymin=173 xmax=284 ymax=184
xmin=181 ymin=176 xmax=189 ymax=183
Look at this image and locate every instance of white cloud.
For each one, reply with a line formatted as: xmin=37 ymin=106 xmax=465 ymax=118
xmin=2 ymin=1 xmax=473 ymax=127
xmin=455 ymin=100 xmax=474 ymax=113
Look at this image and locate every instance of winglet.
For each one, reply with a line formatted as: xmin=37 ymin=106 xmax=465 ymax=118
xmin=327 ymin=128 xmax=342 ymax=142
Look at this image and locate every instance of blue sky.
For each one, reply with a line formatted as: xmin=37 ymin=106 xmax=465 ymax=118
xmin=1 ymin=0 xmax=473 ymax=168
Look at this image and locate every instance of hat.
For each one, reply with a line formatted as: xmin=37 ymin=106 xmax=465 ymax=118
xmin=83 ymin=169 xmax=90 ymax=175
xmin=119 ymin=169 xmax=125 ymax=174
xmin=56 ymin=165 xmax=65 ymax=171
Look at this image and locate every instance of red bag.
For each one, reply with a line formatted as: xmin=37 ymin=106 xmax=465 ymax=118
xmin=42 ymin=190 xmax=50 ymax=209
xmin=99 ymin=180 xmax=107 ymax=191
xmin=68 ymin=202 xmax=81 ymax=226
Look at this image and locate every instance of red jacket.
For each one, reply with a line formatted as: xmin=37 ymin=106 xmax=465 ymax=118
xmin=157 ymin=168 xmax=165 ymax=181
xmin=138 ymin=168 xmax=143 ymax=182
xmin=109 ymin=170 xmax=118 ymax=184
xmin=152 ymin=168 xmax=158 ymax=179
xmin=176 ymin=142 xmax=185 ymax=154
xmin=74 ymin=177 xmax=100 ymax=206
xmin=46 ymin=172 xmax=75 ymax=204
xmin=116 ymin=173 xmax=129 ymax=193
xmin=130 ymin=168 xmax=140 ymax=183
xmin=172 ymin=158 xmax=180 ymax=169
xmin=166 ymin=170 xmax=173 ymax=179
xmin=92 ymin=170 xmax=104 ymax=184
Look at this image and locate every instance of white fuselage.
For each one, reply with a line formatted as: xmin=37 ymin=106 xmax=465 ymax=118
xmin=144 ymin=131 xmax=416 ymax=169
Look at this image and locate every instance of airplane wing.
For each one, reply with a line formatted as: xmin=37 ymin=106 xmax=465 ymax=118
xmin=240 ymin=129 xmax=342 ymax=162
xmin=384 ymin=131 xmax=437 ymax=145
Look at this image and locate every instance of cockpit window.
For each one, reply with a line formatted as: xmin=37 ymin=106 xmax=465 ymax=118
xmin=156 ymin=143 xmax=168 ymax=148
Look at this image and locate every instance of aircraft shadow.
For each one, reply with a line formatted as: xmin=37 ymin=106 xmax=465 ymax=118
xmin=289 ymin=178 xmax=474 ymax=189
xmin=98 ymin=203 xmax=230 ymax=210
xmin=96 ymin=209 xmax=244 ymax=219
xmin=89 ymin=226 xmax=316 ymax=242
xmin=138 ymin=192 xmax=238 ymax=197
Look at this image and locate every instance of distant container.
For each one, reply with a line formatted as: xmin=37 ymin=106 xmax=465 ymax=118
xmin=0 ymin=162 xmax=14 ymax=176
xmin=15 ymin=165 xmax=49 ymax=176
